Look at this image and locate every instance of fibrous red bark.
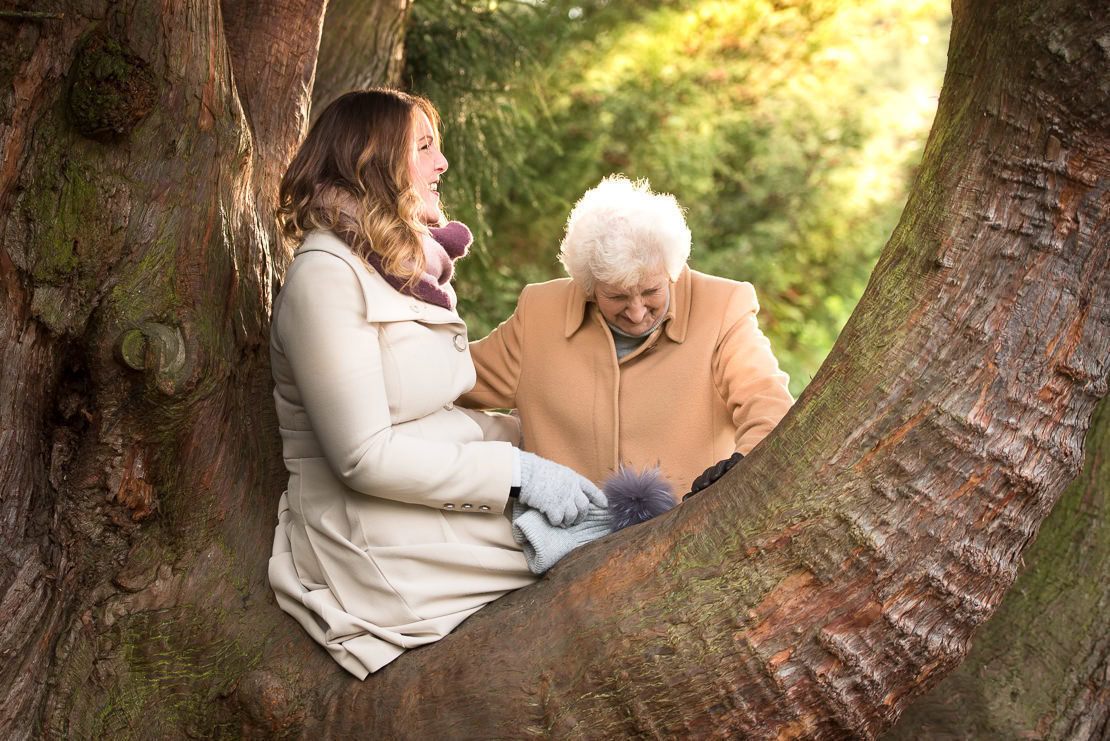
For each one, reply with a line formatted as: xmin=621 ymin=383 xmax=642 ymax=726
xmin=0 ymin=0 xmax=328 ymax=736
xmin=886 ymin=396 xmax=1110 ymax=739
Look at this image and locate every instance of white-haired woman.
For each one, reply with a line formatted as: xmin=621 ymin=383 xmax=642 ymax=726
xmin=459 ymin=175 xmax=794 ymax=497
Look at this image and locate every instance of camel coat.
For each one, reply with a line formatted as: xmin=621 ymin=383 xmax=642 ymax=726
xmin=267 ymin=230 xmax=535 ymax=679
xmin=459 ymin=267 xmax=793 ymax=494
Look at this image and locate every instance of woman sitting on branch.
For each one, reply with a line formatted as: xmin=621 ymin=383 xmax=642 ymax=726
xmin=266 ymin=89 xmax=605 ymax=678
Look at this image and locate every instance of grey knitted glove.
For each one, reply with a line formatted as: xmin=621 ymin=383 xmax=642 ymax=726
xmin=518 ymin=451 xmax=607 ymax=527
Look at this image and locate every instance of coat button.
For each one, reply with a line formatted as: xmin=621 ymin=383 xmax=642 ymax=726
xmin=444 ymin=503 xmax=455 ymax=509
xmin=443 ymin=401 xmax=454 ymax=411
xmin=409 ymin=301 xmax=421 ymax=313
xmin=462 ymin=503 xmax=473 ymax=509
xmin=452 ymin=334 xmax=467 ymax=351
xmin=479 ymin=505 xmax=490 ymax=511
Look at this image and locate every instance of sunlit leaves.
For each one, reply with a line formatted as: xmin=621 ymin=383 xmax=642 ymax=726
xmin=407 ymin=0 xmax=950 ymax=394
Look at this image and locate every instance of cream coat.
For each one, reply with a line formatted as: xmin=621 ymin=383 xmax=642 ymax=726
xmin=459 ymin=268 xmax=794 ymax=494
xmin=267 ymin=230 xmax=535 ymax=679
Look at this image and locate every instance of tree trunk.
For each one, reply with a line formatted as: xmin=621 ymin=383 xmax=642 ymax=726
xmin=0 ymin=0 xmax=1107 ymax=739
xmin=311 ymin=0 xmax=410 ymax=114
xmin=0 ymin=1 xmax=326 ymax=737
xmin=884 ymin=395 xmax=1110 ymax=740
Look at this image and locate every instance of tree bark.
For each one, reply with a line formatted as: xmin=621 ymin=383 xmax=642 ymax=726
xmin=884 ymin=395 xmax=1110 ymax=740
xmin=311 ymin=0 xmax=410 ymax=114
xmin=0 ymin=0 xmax=1107 ymax=738
xmin=0 ymin=1 xmax=325 ymax=736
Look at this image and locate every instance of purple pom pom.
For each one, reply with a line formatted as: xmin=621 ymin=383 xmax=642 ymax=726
xmin=603 ymin=465 xmax=677 ymax=532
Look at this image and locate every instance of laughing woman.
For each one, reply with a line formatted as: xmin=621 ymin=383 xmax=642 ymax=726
xmin=266 ymin=89 xmax=605 ymax=678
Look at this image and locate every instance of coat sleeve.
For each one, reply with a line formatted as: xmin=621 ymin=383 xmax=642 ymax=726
xmin=276 ymin=253 xmax=513 ymax=511
xmin=711 ymin=283 xmax=794 ymax=456
xmin=456 ymin=285 xmax=530 ymax=411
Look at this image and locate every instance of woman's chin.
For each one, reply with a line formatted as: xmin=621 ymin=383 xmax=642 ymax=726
xmin=621 ymin=321 xmax=652 ymax=334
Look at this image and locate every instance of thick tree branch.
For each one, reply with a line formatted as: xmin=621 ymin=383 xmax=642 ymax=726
xmin=887 ymin=396 xmax=1110 ymax=739
xmin=0 ymin=1 xmax=325 ymax=737
xmin=220 ymin=0 xmax=327 ymax=170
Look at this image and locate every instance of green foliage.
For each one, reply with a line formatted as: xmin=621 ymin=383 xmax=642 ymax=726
xmin=408 ymin=0 xmax=949 ymax=395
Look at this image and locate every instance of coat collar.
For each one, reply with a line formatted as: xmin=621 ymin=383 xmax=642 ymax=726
xmin=563 ymin=265 xmax=692 ymax=343
xmin=295 ymin=231 xmax=464 ymax=326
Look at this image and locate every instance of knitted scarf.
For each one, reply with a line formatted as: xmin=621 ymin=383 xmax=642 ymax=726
xmin=320 ymin=189 xmax=472 ymax=310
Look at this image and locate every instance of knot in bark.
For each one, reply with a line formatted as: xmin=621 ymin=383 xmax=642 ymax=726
xmin=114 ymin=322 xmax=190 ymax=394
xmin=68 ymin=34 xmax=156 ymax=142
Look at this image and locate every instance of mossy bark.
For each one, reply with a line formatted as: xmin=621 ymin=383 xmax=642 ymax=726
xmin=0 ymin=0 xmax=325 ymax=737
xmin=0 ymin=0 xmax=1108 ymax=739
xmin=884 ymin=396 xmax=1110 ymax=739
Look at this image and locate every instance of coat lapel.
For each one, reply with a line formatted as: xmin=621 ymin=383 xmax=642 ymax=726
xmin=295 ymin=231 xmax=466 ymax=328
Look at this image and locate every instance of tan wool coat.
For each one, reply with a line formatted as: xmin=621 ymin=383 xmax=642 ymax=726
xmin=268 ymin=230 xmax=535 ymax=679
xmin=459 ymin=267 xmax=794 ymax=494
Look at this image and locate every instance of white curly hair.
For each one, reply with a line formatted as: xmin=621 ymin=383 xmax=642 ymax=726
xmin=558 ymin=175 xmax=692 ymax=297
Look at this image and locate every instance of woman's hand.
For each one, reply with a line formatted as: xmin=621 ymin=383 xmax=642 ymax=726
xmin=683 ymin=452 xmax=744 ymax=501
xmin=518 ymin=452 xmax=607 ymax=527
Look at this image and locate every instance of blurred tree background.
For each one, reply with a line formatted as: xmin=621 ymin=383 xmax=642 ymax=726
xmin=406 ymin=0 xmax=950 ymax=396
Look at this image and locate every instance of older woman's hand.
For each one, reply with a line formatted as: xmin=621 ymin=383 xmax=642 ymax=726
xmin=683 ymin=452 xmax=745 ymax=501
xmin=518 ymin=452 xmax=607 ymax=527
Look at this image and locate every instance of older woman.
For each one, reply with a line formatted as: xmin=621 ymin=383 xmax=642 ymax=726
xmin=459 ymin=175 xmax=794 ymax=496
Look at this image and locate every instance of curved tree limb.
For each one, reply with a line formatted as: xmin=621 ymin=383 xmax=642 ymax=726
xmin=311 ymin=0 xmax=411 ymax=113
xmin=886 ymin=396 xmax=1110 ymax=739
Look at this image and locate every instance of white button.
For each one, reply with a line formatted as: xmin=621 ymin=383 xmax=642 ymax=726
xmin=462 ymin=503 xmax=473 ymax=509
xmin=410 ymin=302 xmax=421 ymax=313
xmin=452 ymin=334 xmax=467 ymax=351
xmin=479 ymin=505 xmax=490 ymax=511
xmin=443 ymin=503 xmax=455 ymax=509
xmin=443 ymin=402 xmax=454 ymax=411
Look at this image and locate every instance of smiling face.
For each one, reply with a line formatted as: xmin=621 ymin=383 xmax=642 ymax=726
xmin=409 ymin=110 xmax=448 ymax=224
xmin=594 ymin=268 xmax=671 ymax=335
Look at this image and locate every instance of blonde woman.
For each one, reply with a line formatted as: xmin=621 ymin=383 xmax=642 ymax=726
xmin=267 ymin=89 xmax=605 ymax=678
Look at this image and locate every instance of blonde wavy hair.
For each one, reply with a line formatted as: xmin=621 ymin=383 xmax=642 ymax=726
xmin=277 ymin=89 xmax=443 ymax=287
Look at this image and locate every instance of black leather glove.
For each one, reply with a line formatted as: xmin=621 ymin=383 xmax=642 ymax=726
xmin=682 ymin=452 xmax=744 ymax=501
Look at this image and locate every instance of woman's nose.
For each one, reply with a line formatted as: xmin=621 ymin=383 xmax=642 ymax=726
xmin=625 ymin=303 xmax=648 ymax=322
xmin=436 ymin=151 xmax=448 ymax=172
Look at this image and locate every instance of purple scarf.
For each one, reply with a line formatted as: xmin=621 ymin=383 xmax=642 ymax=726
xmin=321 ymin=190 xmax=472 ymax=310
xmin=359 ymin=222 xmax=471 ymax=310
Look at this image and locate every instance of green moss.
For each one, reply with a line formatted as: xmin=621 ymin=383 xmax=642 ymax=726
xmin=107 ymin=231 xmax=180 ymax=325
xmin=30 ymin=284 xmax=74 ymax=335
xmin=30 ymin=158 xmax=97 ymax=284
xmin=90 ymin=605 xmax=265 ymax=739
xmin=68 ymin=34 xmax=157 ymax=142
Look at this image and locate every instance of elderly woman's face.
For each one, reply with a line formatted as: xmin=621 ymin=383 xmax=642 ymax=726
xmin=595 ymin=268 xmax=670 ymax=336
